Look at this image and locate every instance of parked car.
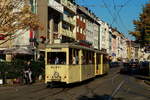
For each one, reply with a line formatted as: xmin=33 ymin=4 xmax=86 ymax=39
xmin=128 ymin=61 xmax=140 ymax=74
xmin=109 ymin=62 xmax=122 ymax=68
xmin=120 ymin=62 xmax=129 ymax=74
xmin=139 ymin=61 xmax=150 ymax=76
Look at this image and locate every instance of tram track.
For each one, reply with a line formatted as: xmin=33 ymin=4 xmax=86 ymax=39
xmin=37 ymin=68 xmax=122 ymax=100
xmin=79 ymin=72 xmax=128 ymax=100
xmin=38 ymin=87 xmax=74 ymax=100
xmin=108 ymin=74 xmax=150 ymax=100
xmin=1 ymin=66 xmax=150 ymax=100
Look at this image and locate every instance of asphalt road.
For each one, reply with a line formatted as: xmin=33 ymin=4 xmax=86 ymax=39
xmin=0 ymin=67 xmax=150 ymax=100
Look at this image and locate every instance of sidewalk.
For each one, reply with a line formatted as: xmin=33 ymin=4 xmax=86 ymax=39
xmin=134 ymin=75 xmax=150 ymax=86
xmin=0 ymin=80 xmax=45 ymax=88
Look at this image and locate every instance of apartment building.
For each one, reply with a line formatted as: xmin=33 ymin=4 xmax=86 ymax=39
xmin=77 ymin=6 xmax=99 ymax=49
xmin=0 ymin=0 xmax=133 ymax=62
xmin=60 ymin=0 xmax=76 ymax=43
xmin=32 ymin=0 xmax=76 ymax=48
xmin=0 ymin=0 xmax=36 ymax=61
xmin=76 ymin=5 xmax=86 ymax=41
xmin=99 ymin=21 xmax=109 ymax=53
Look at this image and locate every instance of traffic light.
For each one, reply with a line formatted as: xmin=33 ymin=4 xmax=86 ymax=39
xmin=40 ymin=36 xmax=46 ymax=44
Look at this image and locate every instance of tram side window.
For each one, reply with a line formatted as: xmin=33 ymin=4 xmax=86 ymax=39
xmin=47 ymin=52 xmax=66 ymax=64
xmin=103 ymin=55 xmax=108 ymax=64
xmin=69 ymin=48 xmax=79 ymax=65
xmin=82 ymin=50 xmax=94 ymax=64
xmin=97 ymin=54 xmax=101 ymax=64
xmin=82 ymin=50 xmax=86 ymax=64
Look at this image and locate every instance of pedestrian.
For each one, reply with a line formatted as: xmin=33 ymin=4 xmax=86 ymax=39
xmin=72 ymin=56 xmax=76 ymax=64
xmin=75 ymin=55 xmax=79 ymax=64
xmin=23 ymin=61 xmax=33 ymax=84
xmin=27 ymin=61 xmax=32 ymax=84
xmin=55 ymin=57 xmax=59 ymax=64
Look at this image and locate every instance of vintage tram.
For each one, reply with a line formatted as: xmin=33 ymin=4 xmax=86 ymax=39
xmin=45 ymin=43 xmax=109 ymax=85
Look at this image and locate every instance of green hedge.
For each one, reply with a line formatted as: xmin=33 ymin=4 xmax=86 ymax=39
xmin=0 ymin=60 xmax=45 ymax=80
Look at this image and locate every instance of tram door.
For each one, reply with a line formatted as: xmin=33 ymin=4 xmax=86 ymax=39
xmin=95 ymin=53 xmax=101 ymax=75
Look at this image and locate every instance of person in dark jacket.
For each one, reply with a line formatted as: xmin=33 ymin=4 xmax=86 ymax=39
xmin=23 ymin=61 xmax=32 ymax=84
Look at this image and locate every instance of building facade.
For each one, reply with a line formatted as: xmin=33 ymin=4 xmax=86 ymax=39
xmin=99 ymin=21 xmax=109 ymax=53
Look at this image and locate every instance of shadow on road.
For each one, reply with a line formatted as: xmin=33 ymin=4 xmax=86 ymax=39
xmin=78 ymin=94 xmax=124 ymax=100
xmin=47 ymin=78 xmax=95 ymax=88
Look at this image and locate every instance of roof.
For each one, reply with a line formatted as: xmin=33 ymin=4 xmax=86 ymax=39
xmin=46 ymin=43 xmax=107 ymax=54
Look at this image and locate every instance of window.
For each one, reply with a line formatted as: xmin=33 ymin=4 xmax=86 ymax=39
xmin=80 ymin=16 xmax=82 ymax=21
xmin=83 ymin=29 xmax=85 ymax=34
xmin=96 ymin=54 xmax=101 ymax=70
xmin=79 ymin=27 xmax=80 ymax=33
xmin=69 ymin=48 xmax=79 ymax=64
xmin=97 ymin=54 xmax=101 ymax=64
xmin=47 ymin=52 xmax=66 ymax=64
xmin=103 ymin=55 xmax=108 ymax=64
xmin=62 ymin=22 xmax=69 ymax=30
xmin=80 ymin=28 xmax=82 ymax=34
xmin=77 ymin=26 xmax=79 ymax=32
xmin=82 ymin=50 xmax=94 ymax=64
xmin=83 ymin=18 xmax=86 ymax=23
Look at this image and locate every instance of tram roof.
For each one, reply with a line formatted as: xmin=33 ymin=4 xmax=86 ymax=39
xmin=46 ymin=43 xmax=107 ymax=54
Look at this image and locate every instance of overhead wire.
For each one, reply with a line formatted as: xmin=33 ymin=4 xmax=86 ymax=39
xmin=101 ymin=0 xmax=118 ymax=25
xmin=110 ymin=0 xmax=134 ymax=38
xmin=76 ymin=0 xmax=141 ymax=36
xmin=111 ymin=0 xmax=132 ymax=26
xmin=101 ymin=0 xmax=122 ymax=30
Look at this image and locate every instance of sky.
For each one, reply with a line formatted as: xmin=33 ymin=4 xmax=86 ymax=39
xmin=75 ymin=0 xmax=150 ymax=40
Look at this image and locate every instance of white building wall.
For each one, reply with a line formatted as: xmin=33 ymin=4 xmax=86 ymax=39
xmin=86 ymin=19 xmax=94 ymax=47
xmin=121 ymin=38 xmax=128 ymax=59
xmin=109 ymin=29 xmax=113 ymax=56
xmin=99 ymin=21 xmax=109 ymax=53
xmin=93 ymin=23 xmax=99 ymax=49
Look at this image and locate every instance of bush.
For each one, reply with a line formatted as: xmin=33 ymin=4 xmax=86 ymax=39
xmin=30 ymin=61 xmax=45 ymax=81
xmin=0 ymin=60 xmax=45 ymax=83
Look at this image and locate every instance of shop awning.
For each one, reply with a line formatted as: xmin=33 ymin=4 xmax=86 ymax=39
xmin=3 ymin=47 xmax=34 ymax=55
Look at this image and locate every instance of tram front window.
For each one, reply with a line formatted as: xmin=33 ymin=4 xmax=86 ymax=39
xmin=47 ymin=52 xmax=66 ymax=65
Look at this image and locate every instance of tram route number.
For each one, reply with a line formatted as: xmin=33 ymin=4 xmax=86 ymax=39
xmin=50 ymin=66 xmax=61 ymax=68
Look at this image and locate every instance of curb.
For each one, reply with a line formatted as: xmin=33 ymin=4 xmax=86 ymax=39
xmin=0 ymin=80 xmax=45 ymax=87
xmin=134 ymin=75 xmax=150 ymax=81
xmin=144 ymin=80 xmax=150 ymax=86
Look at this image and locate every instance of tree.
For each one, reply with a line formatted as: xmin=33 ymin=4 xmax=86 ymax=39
xmin=130 ymin=2 xmax=150 ymax=47
xmin=0 ymin=0 xmax=41 ymax=45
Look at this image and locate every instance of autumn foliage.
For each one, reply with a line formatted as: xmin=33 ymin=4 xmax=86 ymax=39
xmin=130 ymin=2 xmax=150 ymax=46
xmin=0 ymin=0 xmax=41 ymax=45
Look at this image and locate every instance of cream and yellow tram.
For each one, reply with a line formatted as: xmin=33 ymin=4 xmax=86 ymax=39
xmin=45 ymin=43 xmax=109 ymax=85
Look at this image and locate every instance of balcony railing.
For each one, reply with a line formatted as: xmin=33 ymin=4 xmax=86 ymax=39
xmin=61 ymin=28 xmax=75 ymax=38
xmin=61 ymin=0 xmax=76 ymax=13
xmin=63 ymin=14 xmax=76 ymax=25
xmin=48 ymin=0 xmax=64 ymax=13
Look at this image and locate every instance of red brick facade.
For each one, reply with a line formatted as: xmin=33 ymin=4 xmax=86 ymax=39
xmin=76 ymin=16 xmax=86 ymax=40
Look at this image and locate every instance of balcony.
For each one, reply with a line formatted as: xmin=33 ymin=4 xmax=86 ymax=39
xmin=63 ymin=14 xmax=76 ymax=25
xmin=61 ymin=0 xmax=76 ymax=13
xmin=48 ymin=0 xmax=64 ymax=13
xmin=61 ymin=28 xmax=75 ymax=38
